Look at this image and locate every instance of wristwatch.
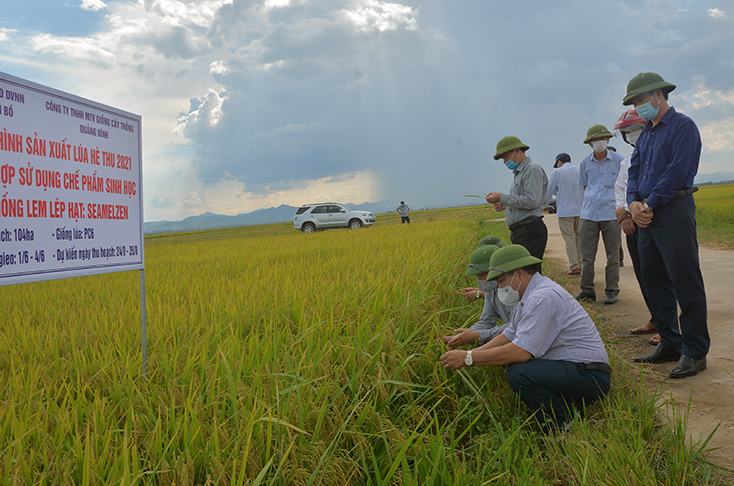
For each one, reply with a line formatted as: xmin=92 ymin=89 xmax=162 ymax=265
xmin=464 ymin=350 xmax=473 ymax=366
xmin=643 ymin=202 xmax=651 ymax=213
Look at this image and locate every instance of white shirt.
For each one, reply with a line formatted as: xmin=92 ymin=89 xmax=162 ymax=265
xmin=614 ymin=153 xmax=632 ymax=212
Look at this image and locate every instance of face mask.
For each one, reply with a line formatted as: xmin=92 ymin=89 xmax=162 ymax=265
xmin=592 ymin=140 xmax=608 ymax=153
xmin=477 ymin=279 xmax=498 ymax=293
xmin=497 ymin=273 xmax=520 ymax=305
xmin=625 ymin=129 xmax=642 ymax=146
xmin=636 ymin=93 xmax=660 ymax=121
xmin=504 ymin=152 xmax=519 ymax=171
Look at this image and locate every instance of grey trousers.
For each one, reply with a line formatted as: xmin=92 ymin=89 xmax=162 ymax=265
xmin=558 ymin=216 xmax=581 ymax=271
xmin=579 ymin=219 xmax=621 ymax=295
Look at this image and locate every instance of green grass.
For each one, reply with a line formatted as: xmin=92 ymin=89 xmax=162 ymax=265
xmin=695 ymin=183 xmax=734 ymax=249
xmin=0 ymin=205 xmax=727 ymax=484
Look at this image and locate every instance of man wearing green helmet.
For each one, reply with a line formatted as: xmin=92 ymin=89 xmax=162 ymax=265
xmin=623 ymin=72 xmax=709 ymax=379
xmin=576 ymin=124 xmax=624 ymax=305
xmin=442 ymin=243 xmax=515 ymax=349
xmin=485 ymin=136 xmax=548 ymax=272
xmin=439 ymin=245 xmax=610 ymax=432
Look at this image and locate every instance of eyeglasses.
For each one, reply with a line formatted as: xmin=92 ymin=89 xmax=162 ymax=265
xmin=488 ymin=266 xmax=506 ymax=274
xmin=631 ymin=93 xmax=653 ymax=108
xmin=468 ymin=263 xmax=486 ymax=271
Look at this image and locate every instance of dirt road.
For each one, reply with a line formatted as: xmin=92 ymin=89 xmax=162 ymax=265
xmin=543 ymin=214 xmax=734 ymax=474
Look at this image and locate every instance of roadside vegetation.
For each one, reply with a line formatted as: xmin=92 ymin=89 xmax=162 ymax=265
xmin=0 ymin=203 xmax=729 ymax=484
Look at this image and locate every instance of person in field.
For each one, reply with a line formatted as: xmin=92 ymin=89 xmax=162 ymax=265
xmin=457 ymin=235 xmax=507 ymax=304
xmin=396 ymin=201 xmax=411 ymax=223
xmin=444 ymin=242 xmax=516 ymax=349
xmin=440 ymin=245 xmax=611 ymax=432
xmin=547 ymin=153 xmax=584 ymax=275
xmin=484 ymin=136 xmax=548 ymax=272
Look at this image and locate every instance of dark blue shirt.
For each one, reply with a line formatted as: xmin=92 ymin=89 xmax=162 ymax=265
xmin=626 ymin=107 xmax=701 ymax=209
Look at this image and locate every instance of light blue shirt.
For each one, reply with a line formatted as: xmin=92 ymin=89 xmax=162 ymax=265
xmin=578 ymin=150 xmax=623 ymax=222
xmin=469 ymin=289 xmax=515 ymax=344
xmin=502 ymin=274 xmax=609 ymax=364
xmin=547 ymin=163 xmax=584 ymax=218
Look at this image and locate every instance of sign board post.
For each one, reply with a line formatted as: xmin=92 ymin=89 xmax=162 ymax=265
xmin=0 ymin=71 xmax=147 ymax=378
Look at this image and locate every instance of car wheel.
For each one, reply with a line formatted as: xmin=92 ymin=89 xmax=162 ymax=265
xmin=302 ymin=223 xmax=316 ymax=234
xmin=349 ymin=219 xmax=363 ymax=230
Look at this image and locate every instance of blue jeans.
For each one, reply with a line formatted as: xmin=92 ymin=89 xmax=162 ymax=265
xmin=507 ymin=359 xmax=610 ymax=431
xmin=638 ymin=195 xmax=709 ymax=359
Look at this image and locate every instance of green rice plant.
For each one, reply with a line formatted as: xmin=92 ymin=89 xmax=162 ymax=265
xmin=694 ymin=183 xmax=734 ymax=248
xmin=0 ymin=205 xmax=727 ymax=484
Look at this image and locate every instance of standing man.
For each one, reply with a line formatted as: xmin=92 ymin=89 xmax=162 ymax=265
xmin=576 ymin=125 xmax=624 ymax=304
xmin=485 ymin=136 xmax=548 ymax=271
xmin=623 ymin=72 xmax=708 ymax=378
xmin=614 ymin=108 xmax=658 ymax=341
xmin=547 ymin=153 xmax=585 ymax=275
xmin=396 ymin=201 xmax=410 ymax=223
xmin=439 ymin=245 xmax=611 ymax=432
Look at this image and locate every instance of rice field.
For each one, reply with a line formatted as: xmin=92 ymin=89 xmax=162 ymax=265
xmin=0 ymin=205 xmax=727 ymax=484
xmin=695 ymin=183 xmax=734 ymax=249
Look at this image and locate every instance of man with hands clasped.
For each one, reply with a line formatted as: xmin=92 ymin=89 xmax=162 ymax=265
xmin=440 ymin=245 xmax=611 ymax=432
xmin=443 ymin=243 xmax=515 ymax=349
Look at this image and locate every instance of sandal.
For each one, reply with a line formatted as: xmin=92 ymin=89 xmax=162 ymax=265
xmin=629 ymin=321 xmax=656 ymax=334
xmin=648 ymin=334 xmax=661 ymax=346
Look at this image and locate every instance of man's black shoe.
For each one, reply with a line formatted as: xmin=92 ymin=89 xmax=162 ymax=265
xmin=604 ymin=293 xmax=618 ymax=305
xmin=669 ymin=356 xmax=707 ymax=379
xmin=633 ymin=343 xmax=681 ymax=364
xmin=575 ymin=291 xmax=596 ymax=302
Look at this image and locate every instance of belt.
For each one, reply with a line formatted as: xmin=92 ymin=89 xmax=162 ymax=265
xmin=584 ymin=362 xmax=612 ymax=374
xmin=509 ymin=216 xmax=543 ymax=232
xmin=673 ymin=187 xmax=698 ymax=199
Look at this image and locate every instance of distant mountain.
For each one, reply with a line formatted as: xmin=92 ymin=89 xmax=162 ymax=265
xmin=695 ymin=172 xmax=734 ymax=185
xmin=144 ymin=201 xmax=395 ymax=235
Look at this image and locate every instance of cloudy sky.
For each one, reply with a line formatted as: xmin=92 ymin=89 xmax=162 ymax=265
xmin=2 ymin=0 xmax=733 ymax=221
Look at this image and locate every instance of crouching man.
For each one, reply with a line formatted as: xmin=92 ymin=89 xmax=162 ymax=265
xmin=439 ymin=245 xmax=611 ymax=431
xmin=443 ymin=244 xmax=516 ymax=349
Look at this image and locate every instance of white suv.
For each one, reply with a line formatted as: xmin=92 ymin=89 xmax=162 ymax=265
xmin=293 ymin=203 xmax=376 ymax=233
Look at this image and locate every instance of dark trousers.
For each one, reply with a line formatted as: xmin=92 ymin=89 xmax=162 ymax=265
xmin=510 ymin=218 xmax=547 ymax=273
xmin=638 ymin=195 xmax=709 ymax=359
xmin=507 ymin=359 xmax=610 ymax=431
xmin=626 ymin=227 xmax=654 ymax=322
xmin=401 ymin=216 xmax=410 ymax=224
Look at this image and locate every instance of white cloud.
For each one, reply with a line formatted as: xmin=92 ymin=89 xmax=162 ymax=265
xmin=176 ymin=88 xmax=228 ymax=136
xmin=344 ymin=0 xmax=419 ymax=33
xmin=708 ymin=8 xmax=726 ymax=19
xmin=80 ymin=0 xmax=107 ymax=12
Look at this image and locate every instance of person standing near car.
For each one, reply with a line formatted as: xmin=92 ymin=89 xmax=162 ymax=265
xmin=576 ymin=124 xmax=624 ymax=305
xmin=623 ymin=72 xmax=709 ymax=379
xmin=547 ymin=153 xmax=584 ymax=275
xmin=396 ymin=201 xmax=410 ymax=223
xmin=485 ymin=136 xmax=548 ymax=272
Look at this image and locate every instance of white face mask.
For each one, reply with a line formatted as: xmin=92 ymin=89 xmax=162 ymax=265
xmin=592 ymin=140 xmax=609 ymax=153
xmin=497 ymin=273 xmax=520 ymax=305
xmin=477 ymin=278 xmax=498 ymax=293
xmin=626 ymin=129 xmax=642 ymax=147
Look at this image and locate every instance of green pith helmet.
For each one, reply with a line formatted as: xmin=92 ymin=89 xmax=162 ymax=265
xmin=623 ymin=72 xmax=677 ymax=106
xmin=583 ymin=124 xmax=614 ymax=144
xmin=486 ymin=244 xmax=542 ymax=281
xmin=493 ymin=136 xmax=530 ymax=160
xmin=466 ymin=245 xmax=500 ymax=276
xmin=479 ymin=235 xmax=507 ymax=248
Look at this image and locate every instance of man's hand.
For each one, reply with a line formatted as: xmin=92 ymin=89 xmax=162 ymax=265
xmin=439 ymin=350 xmax=468 ymax=370
xmin=615 ymin=206 xmax=629 ymax=224
xmin=457 ymin=287 xmax=481 ymax=303
xmin=621 ymin=217 xmax=636 ymax=235
xmin=629 ymin=201 xmax=653 ymax=228
xmin=493 ymin=202 xmax=506 ymax=212
xmin=485 ymin=192 xmax=502 ymax=204
xmin=442 ymin=329 xmax=481 ymax=349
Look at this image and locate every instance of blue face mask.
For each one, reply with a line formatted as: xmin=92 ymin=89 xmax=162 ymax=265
xmin=636 ymin=93 xmax=660 ymax=121
xmin=505 ymin=160 xmax=519 ymax=171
